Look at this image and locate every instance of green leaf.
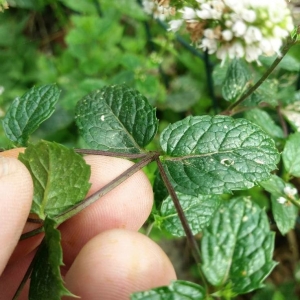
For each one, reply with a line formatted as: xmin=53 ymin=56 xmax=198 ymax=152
xmin=201 ymin=197 xmax=276 ymax=294
xmin=222 ymin=59 xmax=250 ymax=102
xmin=260 ymin=175 xmax=299 ymax=235
xmin=282 ymin=133 xmax=300 ymax=177
xmin=160 ymin=116 xmax=279 ymax=195
xmin=2 ymin=84 xmax=60 ymax=146
xmin=75 ymin=84 xmax=158 ymax=153
xmin=18 ymin=141 xmax=91 ymax=220
xmin=29 ymin=218 xmax=74 ymax=300
xmin=130 ymin=280 xmax=206 ymax=300
xmin=244 ymin=109 xmax=284 ymax=139
xmin=160 ymin=193 xmax=221 ymax=237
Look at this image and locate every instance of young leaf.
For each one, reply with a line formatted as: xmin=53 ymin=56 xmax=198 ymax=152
xmin=282 ymin=132 xmax=300 ymax=177
xmin=160 ymin=192 xmax=221 ymax=237
xmin=222 ymin=59 xmax=250 ymax=102
xmin=2 ymin=84 xmax=60 ymax=146
xmin=75 ymin=84 xmax=158 ymax=153
xmin=244 ymin=109 xmax=284 ymax=139
xmin=260 ymin=175 xmax=298 ymax=235
xmin=29 ymin=218 xmax=75 ymax=300
xmin=130 ymin=280 xmax=206 ymax=300
xmin=160 ymin=116 xmax=279 ymax=195
xmin=18 ymin=141 xmax=91 ymax=220
xmin=201 ymin=197 xmax=276 ymax=294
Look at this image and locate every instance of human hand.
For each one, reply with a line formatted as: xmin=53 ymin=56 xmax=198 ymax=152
xmin=0 ymin=149 xmax=176 ymax=299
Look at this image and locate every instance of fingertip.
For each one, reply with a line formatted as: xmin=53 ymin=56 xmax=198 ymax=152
xmin=60 ymin=155 xmax=154 ymax=267
xmin=0 ymin=156 xmax=33 ymax=274
xmin=64 ymin=229 xmax=176 ymax=300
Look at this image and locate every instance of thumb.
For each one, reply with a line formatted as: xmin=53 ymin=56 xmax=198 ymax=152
xmin=0 ymin=155 xmax=33 ymax=275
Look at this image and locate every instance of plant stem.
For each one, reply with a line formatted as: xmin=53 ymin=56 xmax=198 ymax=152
xmin=12 ymin=240 xmax=44 ymax=300
xmin=155 ymin=157 xmax=209 ymax=289
xmin=289 ymin=197 xmax=300 ymax=209
xmin=55 ymin=152 xmax=159 ymax=224
xmin=4 ymin=148 xmax=148 ymax=159
xmin=75 ymin=148 xmax=149 ymax=159
xmin=221 ymin=40 xmax=296 ymax=116
xmin=20 ymin=226 xmax=44 ymax=241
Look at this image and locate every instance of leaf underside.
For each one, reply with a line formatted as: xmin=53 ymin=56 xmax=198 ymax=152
xmin=201 ymin=197 xmax=276 ymax=294
xmin=160 ymin=115 xmax=280 ymax=195
xmin=18 ymin=141 xmax=91 ymax=220
xmin=2 ymin=84 xmax=60 ymax=146
xmin=75 ymin=84 xmax=158 ymax=153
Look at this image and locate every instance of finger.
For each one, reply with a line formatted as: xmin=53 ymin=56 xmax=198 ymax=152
xmin=60 ymin=155 xmax=153 ymax=268
xmin=64 ymin=229 xmax=176 ymax=300
xmin=0 ymin=149 xmax=43 ymax=265
xmin=0 ymin=155 xmax=33 ymax=275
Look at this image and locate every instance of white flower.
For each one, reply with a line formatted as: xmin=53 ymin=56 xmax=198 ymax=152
xmin=284 ymin=186 xmax=298 ymax=199
xmin=232 ymin=20 xmax=247 ymax=36
xmin=277 ymin=197 xmax=287 ymax=204
xmin=171 ymin=0 xmax=294 ymax=63
xmin=180 ymin=7 xmax=196 ymax=20
xmin=168 ymin=19 xmax=183 ymax=32
xmin=222 ymin=29 xmax=233 ymax=41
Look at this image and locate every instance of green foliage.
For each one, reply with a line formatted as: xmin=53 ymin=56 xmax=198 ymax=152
xmin=131 ymin=280 xmax=206 ymax=300
xmin=1 ymin=1 xmax=300 ymax=299
xmin=201 ymin=197 xmax=276 ymax=295
xmin=222 ymin=59 xmax=251 ymax=102
xmin=2 ymin=84 xmax=60 ymax=146
xmin=158 ymin=192 xmax=221 ymax=236
xmin=18 ymin=140 xmax=91 ymax=220
xmin=75 ymin=84 xmax=158 ymax=153
xmin=160 ymin=115 xmax=279 ymax=195
xmin=282 ymin=132 xmax=300 ymax=177
xmin=29 ymin=218 xmax=74 ymax=299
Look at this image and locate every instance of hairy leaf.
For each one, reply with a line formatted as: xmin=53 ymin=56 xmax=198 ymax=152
xmin=29 ymin=218 xmax=74 ymax=300
xmin=18 ymin=141 xmax=91 ymax=220
xmin=160 ymin=116 xmax=279 ymax=195
xmin=244 ymin=109 xmax=284 ymax=139
xmin=202 ymin=197 xmax=276 ymax=294
xmin=75 ymin=84 xmax=158 ymax=153
xmin=131 ymin=280 xmax=205 ymax=300
xmin=282 ymin=132 xmax=300 ymax=177
xmin=222 ymin=59 xmax=250 ymax=102
xmin=160 ymin=193 xmax=221 ymax=236
xmin=2 ymin=84 xmax=60 ymax=146
xmin=260 ymin=175 xmax=298 ymax=235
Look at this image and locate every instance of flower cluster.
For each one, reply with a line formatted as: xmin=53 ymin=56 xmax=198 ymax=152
xmin=168 ymin=0 xmax=294 ymax=63
xmin=142 ymin=0 xmax=175 ymax=21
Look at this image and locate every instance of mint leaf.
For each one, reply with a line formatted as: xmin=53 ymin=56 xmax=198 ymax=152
xmin=131 ymin=280 xmax=206 ymax=300
xmin=260 ymin=175 xmax=298 ymax=235
xmin=2 ymin=84 xmax=60 ymax=146
xmin=160 ymin=116 xmax=279 ymax=195
xmin=18 ymin=141 xmax=91 ymax=220
xmin=201 ymin=197 xmax=276 ymax=294
xmin=282 ymin=133 xmax=300 ymax=177
xmin=222 ymin=59 xmax=250 ymax=102
xmin=29 ymin=218 xmax=74 ymax=300
xmin=244 ymin=109 xmax=284 ymax=139
xmin=75 ymin=84 xmax=158 ymax=153
xmin=160 ymin=193 xmax=221 ymax=237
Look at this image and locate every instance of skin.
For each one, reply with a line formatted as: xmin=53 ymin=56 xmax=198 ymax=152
xmin=0 ymin=149 xmax=176 ymax=299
